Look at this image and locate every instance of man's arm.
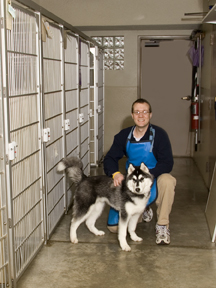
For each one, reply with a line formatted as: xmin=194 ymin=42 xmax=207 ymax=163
xmin=103 ymin=128 xmax=129 ymax=177
xmin=103 ymin=136 xmax=125 ymax=177
xmin=150 ymin=127 xmax=174 ymax=178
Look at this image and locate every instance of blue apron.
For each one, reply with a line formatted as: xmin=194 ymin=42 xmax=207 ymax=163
xmin=107 ymin=125 xmax=158 ymax=226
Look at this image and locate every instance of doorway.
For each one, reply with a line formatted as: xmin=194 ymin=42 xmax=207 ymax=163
xmin=139 ymin=36 xmax=192 ymax=157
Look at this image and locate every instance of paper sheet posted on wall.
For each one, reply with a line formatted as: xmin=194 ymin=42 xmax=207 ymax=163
xmin=8 ymin=3 xmax=16 ymax=18
xmin=44 ymin=21 xmax=53 ymax=39
xmin=6 ymin=0 xmax=16 ymax=30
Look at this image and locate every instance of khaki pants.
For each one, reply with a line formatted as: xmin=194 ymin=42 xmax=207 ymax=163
xmin=156 ymin=173 xmax=176 ymax=227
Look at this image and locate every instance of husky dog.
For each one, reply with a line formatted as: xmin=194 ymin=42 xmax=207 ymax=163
xmin=57 ymin=157 xmax=153 ymax=251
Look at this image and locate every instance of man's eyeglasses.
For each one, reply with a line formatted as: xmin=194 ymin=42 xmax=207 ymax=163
xmin=133 ymin=110 xmax=150 ymax=115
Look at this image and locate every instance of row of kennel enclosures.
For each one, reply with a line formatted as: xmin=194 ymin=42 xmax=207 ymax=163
xmin=0 ymin=0 xmax=104 ymax=287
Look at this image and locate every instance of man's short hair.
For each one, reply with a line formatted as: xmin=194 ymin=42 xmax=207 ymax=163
xmin=131 ymin=98 xmax=152 ymax=113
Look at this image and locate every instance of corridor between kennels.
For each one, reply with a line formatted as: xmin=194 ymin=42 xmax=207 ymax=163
xmin=17 ymin=158 xmax=216 ymax=288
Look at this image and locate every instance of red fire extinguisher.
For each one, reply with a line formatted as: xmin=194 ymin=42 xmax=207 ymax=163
xmin=191 ymin=101 xmax=199 ymax=130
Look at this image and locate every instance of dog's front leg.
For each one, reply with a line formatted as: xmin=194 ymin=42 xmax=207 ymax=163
xmin=70 ymin=218 xmax=82 ymax=243
xmin=128 ymin=214 xmax=143 ymax=242
xmin=118 ymin=218 xmax=131 ymax=252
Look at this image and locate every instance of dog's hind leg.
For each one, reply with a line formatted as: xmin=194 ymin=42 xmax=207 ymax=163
xmin=128 ymin=214 xmax=143 ymax=242
xmin=85 ymin=201 xmax=105 ymax=236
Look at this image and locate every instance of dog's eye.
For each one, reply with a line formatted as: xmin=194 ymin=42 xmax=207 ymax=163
xmin=139 ymin=177 xmax=144 ymax=182
xmin=133 ymin=178 xmax=137 ymax=183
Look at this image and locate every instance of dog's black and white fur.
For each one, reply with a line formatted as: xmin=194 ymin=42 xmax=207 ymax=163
xmin=57 ymin=156 xmax=153 ymax=251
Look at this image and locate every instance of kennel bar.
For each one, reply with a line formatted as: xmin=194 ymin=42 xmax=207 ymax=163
xmin=97 ymin=48 xmax=105 ymax=164
xmin=0 ymin=1 xmax=12 ymax=286
xmin=89 ymin=46 xmax=99 ymax=166
xmin=79 ymin=39 xmax=90 ymax=176
xmin=0 ymin=0 xmax=15 ymax=284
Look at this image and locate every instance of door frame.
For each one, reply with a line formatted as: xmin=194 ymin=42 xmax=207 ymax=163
xmin=137 ymin=35 xmax=190 ymax=99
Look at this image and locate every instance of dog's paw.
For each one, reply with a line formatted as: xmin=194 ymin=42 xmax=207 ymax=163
xmin=131 ymin=235 xmax=143 ymax=242
xmin=71 ymin=237 xmax=78 ymax=244
xmin=96 ymin=230 xmax=105 ymax=236
xmin=120 ymin=243 xmax=131 ymax=252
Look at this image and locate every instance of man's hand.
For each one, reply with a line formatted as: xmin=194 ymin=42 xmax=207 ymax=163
xmin=113 ymin=173 xmax=124 ymax=187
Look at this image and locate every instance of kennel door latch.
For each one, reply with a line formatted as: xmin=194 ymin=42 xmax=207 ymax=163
xmin=43 ymin=128 xmax=51 ymax=142
xmin=97 ymin=105 xmax=101 ymax=113
xmin=79 ymin=113 xmax=84 ymax=123
xmin=64 ymin=119 xmax=70 ymax=131
xmin=8 ymin=141 xmax=17 ymax=161
xmin=89 ymin=109 xmax=93 ymax=117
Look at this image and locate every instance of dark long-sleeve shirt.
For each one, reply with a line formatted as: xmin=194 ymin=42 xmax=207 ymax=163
xmin=103 ymin=124 xmax=174 ymax=178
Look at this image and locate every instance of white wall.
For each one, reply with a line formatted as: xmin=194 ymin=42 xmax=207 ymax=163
xmin=85 ymin=29 xmax=194 ymax=153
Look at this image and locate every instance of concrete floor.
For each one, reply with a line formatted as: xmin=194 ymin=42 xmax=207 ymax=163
xmin=17 ymin=157 xmax=216 ymax=288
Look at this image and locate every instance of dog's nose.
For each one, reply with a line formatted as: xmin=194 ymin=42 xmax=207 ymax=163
xmin=135 ymin=188 xmax=140 ymax=192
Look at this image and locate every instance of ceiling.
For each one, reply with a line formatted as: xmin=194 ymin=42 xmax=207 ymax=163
xmin=29 ymin=0 xmax=205 ymax=31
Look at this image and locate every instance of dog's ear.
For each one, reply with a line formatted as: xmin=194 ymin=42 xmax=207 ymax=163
xmin=128 ymin=163 xmax=135 ymax=174
xmin=140 ymin=162 xmax=150 ymax=174
xmin=57 ymin=161 xmax=66 ymax=172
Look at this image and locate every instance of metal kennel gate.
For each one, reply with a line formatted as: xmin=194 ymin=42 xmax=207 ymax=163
xmin=41 ymin=21 xmax=66 ymax=239
xmin=4 ymin=3 xmax=44 ymax=284
xmin=89 ymin=47 xmax=104 ymax=166
xmin=64 ymin=31 xmax=80 ymax=207
xmin=0 ymin=1 xmax=11 ymax=282
xmin=97 ymin=48 xmax=104 ymax=163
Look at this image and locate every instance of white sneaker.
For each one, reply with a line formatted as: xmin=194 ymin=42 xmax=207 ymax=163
xmin=155 ymin=224 xmax=170 ymax=245
xmin=142 ymin=207 xmax=153 ymax=222
xmin=107 ymin=225 xmax=118 ymax=233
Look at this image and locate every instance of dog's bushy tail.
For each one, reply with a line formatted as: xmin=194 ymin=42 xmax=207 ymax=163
xmin=57 ymin=156 xmax=84 ymax=184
